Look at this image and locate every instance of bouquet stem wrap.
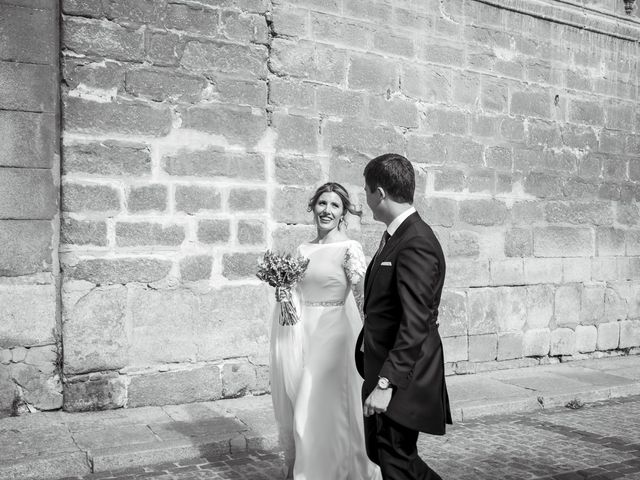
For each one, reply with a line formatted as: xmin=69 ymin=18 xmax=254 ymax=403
xmin=276 ymin=286 xmax=299 ymax=326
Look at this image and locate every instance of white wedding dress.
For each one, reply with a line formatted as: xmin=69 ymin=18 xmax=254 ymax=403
xmin=270 ymin=240 xmax=382 ymax=480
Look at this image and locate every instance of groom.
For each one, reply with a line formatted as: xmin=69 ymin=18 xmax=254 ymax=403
xmin=355 ymin=153 xmax=452 ymax=480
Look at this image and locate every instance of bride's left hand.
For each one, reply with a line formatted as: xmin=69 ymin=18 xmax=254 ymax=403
xmin=363 ymin=387 xmax=393 ymax=417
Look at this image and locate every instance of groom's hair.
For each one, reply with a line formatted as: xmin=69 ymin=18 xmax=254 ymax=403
xmin=364 ymin=153 xmax=414 ymax=204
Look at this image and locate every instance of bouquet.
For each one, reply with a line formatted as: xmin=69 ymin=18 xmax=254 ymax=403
xmin=256 ymin=250 xmax=310 ymax=326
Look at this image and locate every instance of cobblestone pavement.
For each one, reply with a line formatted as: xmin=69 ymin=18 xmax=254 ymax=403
xmin=60 ymin=395 xmax=640 ymax=480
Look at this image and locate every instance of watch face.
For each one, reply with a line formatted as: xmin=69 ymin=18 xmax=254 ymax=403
xmin=378 ymin=378 xmax=390 ymax=389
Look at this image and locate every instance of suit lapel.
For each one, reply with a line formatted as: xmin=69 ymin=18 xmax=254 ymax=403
xmin=364 ymin=212 xmax=421 ymax=303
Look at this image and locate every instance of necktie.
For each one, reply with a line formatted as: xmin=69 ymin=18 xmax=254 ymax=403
xmin=373 ymin=231 xmax=390 ymax=262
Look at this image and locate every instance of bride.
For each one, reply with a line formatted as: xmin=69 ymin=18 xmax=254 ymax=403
xmin=270 ymin=182 xmax=382 ymax=480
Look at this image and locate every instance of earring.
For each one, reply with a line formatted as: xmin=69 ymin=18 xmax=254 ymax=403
xmin=339 ymin=216 xmax=347 ymax=228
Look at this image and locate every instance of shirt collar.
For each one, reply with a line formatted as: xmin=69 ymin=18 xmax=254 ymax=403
xmin=386 ymin=206 xmax=416 ymax=237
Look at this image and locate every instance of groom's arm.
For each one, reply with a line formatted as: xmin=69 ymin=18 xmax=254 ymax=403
xmin=377 ymin=233 xmax=440 ymax=389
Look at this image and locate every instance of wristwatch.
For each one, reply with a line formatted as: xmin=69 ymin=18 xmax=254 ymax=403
xmin=377 ymin=376 xmax=391 ymax=390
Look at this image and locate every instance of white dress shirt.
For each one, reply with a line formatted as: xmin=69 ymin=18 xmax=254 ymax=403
xmin=386 ymin=206 xmax=416 ymax=237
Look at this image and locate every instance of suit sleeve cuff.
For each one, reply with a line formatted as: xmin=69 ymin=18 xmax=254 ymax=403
xmin=378 ymin=364 xmax=410 ymax=389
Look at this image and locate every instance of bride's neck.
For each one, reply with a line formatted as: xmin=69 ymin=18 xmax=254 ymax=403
xmin=315 ymin=227 xmax=345 ymax=244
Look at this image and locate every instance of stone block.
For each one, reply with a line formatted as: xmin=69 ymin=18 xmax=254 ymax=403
xmin=422 ymin=108 xmax=467 ymax=135
xmin=163 ymin=149 xmax=265 ymax=180
xmin=438 ymin=290 xmax=467 ymax=338
xmin=544 ymin=201 xmax=613 ymax=226
xmin=523 ymin=172 xmax=563 ymax=198
xmin=197 ymin=219 xmax=231 ymax=244
xmin=500 ymin=117 xmax=525 ymax=142
xmin=468 ymin=287 xmax=526 ymax=334
xmin=526 ymin=285 xmax=554 ymax=329
xmin=61 ymin=217 xmax=107 ymax=246
xmin=447 ymin=230 xmax=478 ymax=257
xmin=347 ymin=53 xmax=398 ymax=92
xmin=468 ymin=334 xmax=497 ymax=362
xmin=311 ymin=11 xmax=371 ymax=49
xmin=596 ymin=227 xmax=626 ymax=256
xmin=179 ymin=255 xmax=212 ymax=281
xmin=271 ymin=4 xmax=307 ymax=37
xmin=272 ymin=186 xmax=314 ymax=224
xmin=554 ymin=283 xmax=581 ymax=328
xmin=563 ymin=177 xmax=599 ymax=199
xmin=182 ymin=104 xmax=267 ymax=147
xmin=414 ymin=197 xmax=456 ymax=228
xmin=626 ymin=230 xmax=640 ymax=255
xmin=222 ymin=252 xmax=262 ymax=280
xmin=401 ymin=64 xmax=451 ymax=103
xmin=127 ymin=365 xmax=223 ymax=407
xmin=442 ymin=336 xmax=468 ymax=363
xmin=63 ymin=286 xmax=128 ymax=374
xmin=181 ymin=40 xmax=268 ymax=79
xmin=504 ymin=228 xmax=532 ymax=257
xmin=459 ymin=199 xmax=507 ymax=226
xmin=145 ymin=30 xmax=184 ymax=66
xmin=217 ymin=78 xmax=267 ymax=107
xmin=275 ymin=155 xmax=323 ymax=185
xmin=510 ymin=201 xmax=543 ymax=225
xmin=269 ymin=78 xmax=315 ymax=110
xmin=591 ymin=257 xmax=618 ymax=282
xmin=562 ymin=258 xmax=591 ymax=283
xmin=163 ymin=3 xmax=219 ymax=36
xmin=126 ymin=184 xmax=167 ymax=213
xmin=533 ymin=227 xmax=593 ymax=257
xmin=522 ymin=328 xmax=550 ymax=357
xmin=63 ymin=141 xmax=151 ymax=176
xmin=550 ymin=328 xmax=576 ymax=356
xmin=116 ymin=222 xmax=185 ymax=247
xmin=568 ymin=99 xmax=604 ymax=126
xmin=63 ymin=17 xmax=144 ymax=62
xmin=485 ymin=146 xmax=512 ymax=172
xmin=0 ymin=111 xmax=54 ymax=168
xmin=575 ymin=325 xmax=597 ymax=353
xmin=619 ymin=320 xmax=640 ymax=348
xmin=580 ymin=283 xmax=605 ymax=325
xmin=222 ymin=361 xmax=259 ymax=398
xmin=125 ymin=68 xmax=206 ymax=103
xmin=64 ymin=96 xmax=172 ymax=137
xmin=617 ymin=204 xmax=640 ymax=226
xmin=433 ymin=168 xmax=465 ymax=192
xmin=446 ymin=259 xmax=490 ymax=288
xmin=196 ymin=285 xmax=272 ymax=360
xmin=489 ymin=259 xmax=525 ymax=286
xmin=11 ymin=362 xmax=62 ymax=411
xmin=446 ymin=138 xmax=484 ymax=167
xmin=597 ymin=322 xmax=619 ymax=350
xmin=229 ymin=188 xmax=267 ymax=212
xmin=368 ymin=95 xmax=419 ymax=128
xmin=323 ymin=119 xmax=404 ymax=157
xmin=0 ymin=4 xmax=55 ymax=63
xmin=237 ymin=219 xmax=265 ymax=245
xmin=524 ymin=258 xmax=563 ymax=284
xmin=0 ymin=285 xmax=56 ymax=348
xmin=64 ymin=257 xmax=172 ymax=284
xmin=128 ymin=287 xmax=199 ymax=365
xmin=0 ymin=220 xmax=52 ymax=276
xmin=497 ymin=332 xmax=523 ymax=360
xmin=272 ymin=112 xmax=318 ymax=153
xmin=0 ymin=61 xmax=55 ymax=112
xmin=175 ymin=185 xmax=221 ymax=214
xmin=0 ymin=168 xmax=56 ymax=219
xmin=63 ymin=57 xmax=125 ymax=91
xmin=510 ymin=90 xmax=550 ymax=118
xmin=406 ymin=134 xmax=446 ymax=165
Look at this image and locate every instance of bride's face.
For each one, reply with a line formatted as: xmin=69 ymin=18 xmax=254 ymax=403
xmin=313 ymin=191 xmax=344 ymax=233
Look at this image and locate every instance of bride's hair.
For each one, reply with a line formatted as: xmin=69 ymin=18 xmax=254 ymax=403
xmin=307 ymin=182 xmax=363 ymax=217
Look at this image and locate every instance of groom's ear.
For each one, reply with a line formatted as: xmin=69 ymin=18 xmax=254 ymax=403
xmin=377 ymin=187 xmax=386 ymax=200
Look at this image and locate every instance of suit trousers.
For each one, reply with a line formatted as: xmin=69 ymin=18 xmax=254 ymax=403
xmin=364 ymin=413 xmax=443 ymax=480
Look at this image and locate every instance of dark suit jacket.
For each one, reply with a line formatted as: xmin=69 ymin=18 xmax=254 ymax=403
xmin=356 ymin=211 xmax=452 ymax=435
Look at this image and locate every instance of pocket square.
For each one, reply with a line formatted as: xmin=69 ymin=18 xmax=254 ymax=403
xmin=380 ymin=261 xmax=392 ymax=266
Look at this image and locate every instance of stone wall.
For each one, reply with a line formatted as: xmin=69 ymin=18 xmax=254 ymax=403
xmin=0 ymin=0 xmax=61 ymax=415
xmin=57 ymin=0 xmax=640 ymax=410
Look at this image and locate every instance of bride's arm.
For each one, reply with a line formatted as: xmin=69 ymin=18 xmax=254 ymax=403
xmin=343 ymin=243 xmax=367 ymax=320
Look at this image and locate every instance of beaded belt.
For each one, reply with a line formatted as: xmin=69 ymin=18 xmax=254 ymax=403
xmin=303 ymin=300 xmax=345 ymax=307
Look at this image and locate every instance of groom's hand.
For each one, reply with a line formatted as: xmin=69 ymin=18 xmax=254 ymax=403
xmin=363 ymin=387 xmax=393 ymax=417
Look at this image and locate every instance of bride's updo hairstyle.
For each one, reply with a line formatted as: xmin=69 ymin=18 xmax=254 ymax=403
xmin=307 ymin=182 xmax=363 ymax=219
